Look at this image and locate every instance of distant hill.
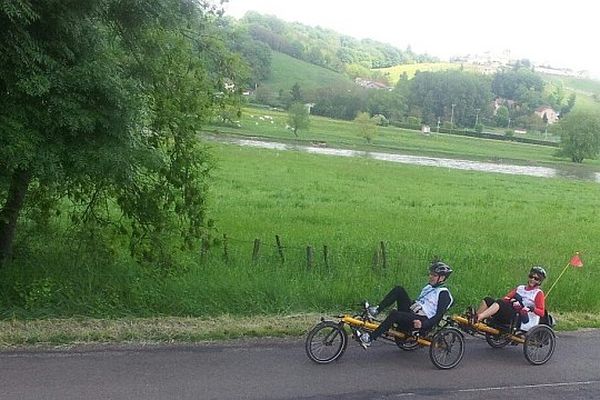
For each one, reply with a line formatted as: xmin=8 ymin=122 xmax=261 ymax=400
xmin=261 ymin=51 xmax=353 ymax=94
xmin=540 ymin=73 xmax=600 ymax=97
xmin=239 ymin=11 xmax=436 ymax=73
xmin=374 ymin=62 xmax=485 ymax=84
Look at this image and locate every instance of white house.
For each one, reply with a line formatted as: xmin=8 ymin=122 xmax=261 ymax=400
xmin=534 ymin=106 xmax=559 ymax=124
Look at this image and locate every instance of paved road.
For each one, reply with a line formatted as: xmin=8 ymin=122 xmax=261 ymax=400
xmin=1 ymin=329 xmax=599 ymax=400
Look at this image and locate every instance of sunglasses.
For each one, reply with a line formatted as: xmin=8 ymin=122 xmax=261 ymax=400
xmin=528 ymin=274 xmax=542 ymax=281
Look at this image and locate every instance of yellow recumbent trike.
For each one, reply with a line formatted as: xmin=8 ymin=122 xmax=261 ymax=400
xmin=305 ymin=302 xmax=465 ymax=370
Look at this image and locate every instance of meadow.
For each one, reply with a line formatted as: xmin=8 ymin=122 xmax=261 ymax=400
xmin=5 ymin=101 xmax=600 ymax=320
xmin=209 ymin=106 xmax=600 ymax=170
xmin=202 ymin=143 xmax=599 ymax=315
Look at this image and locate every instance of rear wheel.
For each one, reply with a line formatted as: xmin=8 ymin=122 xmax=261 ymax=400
xmin=305 ymin=321 xmax=348 ymax=364
xmin=523 ymin=324 xmax=556 ymax=365
xmin=429 ymin=327 xmax=465 ymax=370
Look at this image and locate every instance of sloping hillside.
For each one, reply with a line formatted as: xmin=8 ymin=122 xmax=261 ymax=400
xmin=262 ymin=51 xmax=353 ymax=93
xmin=374 ymin=62 xmax=483 ymax=84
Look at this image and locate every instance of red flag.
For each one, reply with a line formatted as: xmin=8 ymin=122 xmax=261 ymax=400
xmin=570 ymin=252 xmax=583 ymax=268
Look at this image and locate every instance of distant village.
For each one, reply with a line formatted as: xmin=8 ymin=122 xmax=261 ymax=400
xmin=354 ymin=50 xmax=590 ymax=92
xmin=451 ymin=50 xmax=590 ymax=79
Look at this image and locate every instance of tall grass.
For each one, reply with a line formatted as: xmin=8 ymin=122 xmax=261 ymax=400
xmin=1 ymin=141 xmax=598 ymax=319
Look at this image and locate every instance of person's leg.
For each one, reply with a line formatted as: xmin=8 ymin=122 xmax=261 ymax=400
xmin=476 ymin=297 xmax=495 ymax=314
xmin=370 ymin=310 xmax=414 ymax=341
xmin=477 ymin=302 xmax=500 ymax=321
xmin=378 ymin=286 xmax=412 ymax=312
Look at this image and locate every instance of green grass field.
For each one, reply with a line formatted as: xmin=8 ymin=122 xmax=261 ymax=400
xmin=1 ymin=125 xmax=599 ymax=338
xmin=199 ymin=143 xmax=600 ymax=315
xmin=373 ymin=62 xmax=483 ymax=84
xmin=261 ymin=51 xmax=353 ymax=93
xmin=209 ymin=106 xmax=600 ymax=170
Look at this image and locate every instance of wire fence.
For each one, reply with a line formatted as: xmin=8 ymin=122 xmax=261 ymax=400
xmin=199 ymin=233 xmax=440 ymax=273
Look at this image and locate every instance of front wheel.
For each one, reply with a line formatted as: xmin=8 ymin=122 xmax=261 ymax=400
xmin=305 ymin=321 xmax=348 ymax=364
xmin=523 ymin=324 xmax=556 ymax=365
xmin=429 ymin=327 xmax=465 ymax=370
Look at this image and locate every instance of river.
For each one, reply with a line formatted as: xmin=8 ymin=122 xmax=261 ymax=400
xmin=206 ymin=135 xmax=600 ymax=183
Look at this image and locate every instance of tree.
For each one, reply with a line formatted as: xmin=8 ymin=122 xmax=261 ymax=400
xmin=560 ymin=93 xmax=577 ymax=118
xmin=556 ymin=110 xmax=600 ymax=163
xmin=495 ymin=105 xmax=510 ymax=127
xmin=407 ymin=70 xmax=492 ymax=127
xmin=354 ymin=112 xmax=378 ymax=143
xmin=290 ymin=83 xmax=303 ymax=103
xmin=0 ymin=0 xmax=242 ymax=265
xmin=287 ymin=102 xmax=310 ymax=136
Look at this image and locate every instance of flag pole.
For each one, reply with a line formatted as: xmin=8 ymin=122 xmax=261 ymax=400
xmin=545 ymin=262 xmax=570 ymax=299
xmin=546 ymin=252 xmax=582 ymax=299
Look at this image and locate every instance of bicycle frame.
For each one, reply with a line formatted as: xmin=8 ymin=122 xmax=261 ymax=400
xmin=340 ymin=315 xmax=433 ymax=346
xmin=450 ymin=315 xmax=525 ymax=344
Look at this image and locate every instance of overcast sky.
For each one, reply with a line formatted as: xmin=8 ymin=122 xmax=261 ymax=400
xmin=223 ymin=0 xmax=600 ymax=79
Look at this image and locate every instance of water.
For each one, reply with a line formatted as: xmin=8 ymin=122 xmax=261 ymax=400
xmin=209 ymin=136 xmax=600 ymax=183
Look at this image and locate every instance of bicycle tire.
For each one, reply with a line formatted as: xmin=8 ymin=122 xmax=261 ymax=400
xmin=523 ymin=324 xmax=556 ymax=365
xmin=429 ymin=327 xmax=465 ymax=370
xmin=305 ymin=321 xmax=348 ymax=364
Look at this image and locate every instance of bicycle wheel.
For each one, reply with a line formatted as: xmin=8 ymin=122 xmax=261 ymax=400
xmin=523 ymin=324 xmax=556 ymax=365
xmin=485 ymin=333 xmax=511 ymax=348
xmin=429 ymin=327 xmax=465 ymax=370
xmin=305 ymin=321 xmax=348 ymax=364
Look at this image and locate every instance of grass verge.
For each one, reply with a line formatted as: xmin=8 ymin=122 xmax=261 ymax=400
xmin=1 ymin=312 xmax=598 ymax=348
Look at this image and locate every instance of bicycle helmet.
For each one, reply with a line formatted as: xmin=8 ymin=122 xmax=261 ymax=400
xmin=530 ymin=265 xmax=547 ymax=281
xmin=430 ymin=261 xmax=453 ymax=278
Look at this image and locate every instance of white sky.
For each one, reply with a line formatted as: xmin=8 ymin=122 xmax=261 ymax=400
xmin=223 ymin=0 xmax=600 ymax=79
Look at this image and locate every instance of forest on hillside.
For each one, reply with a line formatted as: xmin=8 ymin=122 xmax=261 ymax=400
xmin=221 ymin=11 xmax=580 ymax=132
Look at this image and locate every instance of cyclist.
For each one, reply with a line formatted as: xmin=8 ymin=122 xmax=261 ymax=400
xmin=469 ymin=266 xmax=546 ymax=331
xmin=360 ymin=260 xmax=453 ymax=348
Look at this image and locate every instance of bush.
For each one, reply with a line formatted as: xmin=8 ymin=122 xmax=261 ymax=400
xmin=407 ymin=116 xmax=421 ymax=126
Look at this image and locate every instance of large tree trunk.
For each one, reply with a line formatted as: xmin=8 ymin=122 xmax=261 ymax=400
xmin=0 ymin=169 xmax=31 ymax=265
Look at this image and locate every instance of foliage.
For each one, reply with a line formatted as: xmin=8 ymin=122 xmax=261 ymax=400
xmin=222 ymin=18 xmax=272 ymax=87
xmin=407 ymin=70 xmax=492 ymax=126
xmin=495 ymin=105 xmax=510 ymax=127
xmin=556 ymin=109 xmax=600 ymax=162
xmin=287 ymin=102 xmax=310 ymax=136
xmin=311 ymin=85 xmax=367 ymax=120
xmin=5 ymin=143 xmax=600 ymax=318
xmin=0 ymin=0 xmax=243 ymax=265
xmin=354 ymin=112 xmax=378 ymax=143
xmin=239 ymin=11 xmax=436 ymax=72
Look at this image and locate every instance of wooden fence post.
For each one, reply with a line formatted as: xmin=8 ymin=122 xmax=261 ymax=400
xmin=306 ymin=246 xmax=313 ymax=269
xmin=276 ymin=235 xmax=285 ymax=264
xmin=252 ymin=238 xmax=261 ymax=263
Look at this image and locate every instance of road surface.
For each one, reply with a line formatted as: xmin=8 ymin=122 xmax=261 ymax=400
xmin=1 ymin=329 xmax=599 ymax=399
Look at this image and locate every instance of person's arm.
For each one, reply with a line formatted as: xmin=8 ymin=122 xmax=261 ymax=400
xmin=531 ymin=291 xmax=545 ymax=316
xmin=502 ymin=288 xmax=517 ymax=302
xmin=420 ymin=291 xmax=451 ymax=331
